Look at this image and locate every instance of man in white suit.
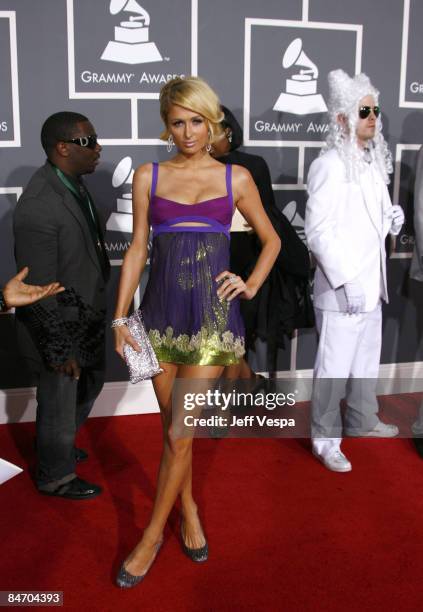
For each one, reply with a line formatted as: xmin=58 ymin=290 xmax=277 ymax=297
xmin=305 ymin=70 xmax=404 ymax=472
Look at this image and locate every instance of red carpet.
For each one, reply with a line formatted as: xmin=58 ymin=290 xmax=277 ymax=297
xmin=1 ymin=396 xmax=423 ymax=612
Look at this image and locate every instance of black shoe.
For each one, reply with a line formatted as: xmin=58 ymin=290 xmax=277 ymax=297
xmin=413 ymin=437 xmax=423 ymax=459
xmin=180 ymin=522 xmax=208 ymax=563
xmin=39 ymin=477 xmax=102 ymax=500
xmin=116 ymin=541 xmax=163 ymax=589
xmin=75 ymin=447 xmax=89 ymax=463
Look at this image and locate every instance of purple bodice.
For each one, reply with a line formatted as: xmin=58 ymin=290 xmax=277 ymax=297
xmin=149 ymin=162 xmax=233 ymax=238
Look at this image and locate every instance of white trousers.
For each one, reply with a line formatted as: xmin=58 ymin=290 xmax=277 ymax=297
xmin=311 ymin=304 xmax=382 ymax=457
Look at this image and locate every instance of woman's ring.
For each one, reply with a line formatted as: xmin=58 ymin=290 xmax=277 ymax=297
xmin=229 ymin=275 xmax=237 ymax=284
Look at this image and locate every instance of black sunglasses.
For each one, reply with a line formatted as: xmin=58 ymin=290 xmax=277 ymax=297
xmin=64 ymin=135 xmax=98 ymax=149
xmin=359 ymin=106 xmax=380 ymax=119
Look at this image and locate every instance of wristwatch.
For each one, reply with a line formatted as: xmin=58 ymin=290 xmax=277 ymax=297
xmin=0 ymin=289 xmax=7 ymax=312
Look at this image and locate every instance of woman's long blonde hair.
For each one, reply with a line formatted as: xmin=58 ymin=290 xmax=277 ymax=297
xmin=159 ymin=76 xmax=224 ymax=142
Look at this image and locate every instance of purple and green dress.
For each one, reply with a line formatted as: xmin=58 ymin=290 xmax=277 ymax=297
xmin=141 ymin=162 xmax=245 ymax=365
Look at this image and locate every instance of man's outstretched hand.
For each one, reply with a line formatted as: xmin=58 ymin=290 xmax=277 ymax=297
xmin=3 ymin=267 xmax=64 ymax=309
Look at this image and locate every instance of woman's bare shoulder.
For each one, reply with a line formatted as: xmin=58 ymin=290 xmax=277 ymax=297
xmin=231 ymin=163 xmax=254 ymax=186
xmin=133 ymin=162 xmax=154 ymax=187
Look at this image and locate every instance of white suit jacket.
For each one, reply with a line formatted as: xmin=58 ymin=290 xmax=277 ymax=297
xmin=305 ymin=148 xmax=394 ymax=312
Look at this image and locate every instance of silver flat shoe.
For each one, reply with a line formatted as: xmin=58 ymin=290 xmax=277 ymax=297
xmin=180 ymin=522 xmax=208 ymax=563
xmin=116 ymin=540 xmax=163 ymax=588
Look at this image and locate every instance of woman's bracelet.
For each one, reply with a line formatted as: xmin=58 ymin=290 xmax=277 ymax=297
xmin=111 ymin=317 xmax=128 ymax=328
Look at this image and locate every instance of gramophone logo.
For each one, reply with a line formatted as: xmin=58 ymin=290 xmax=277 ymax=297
xmin=107 ymin=156 xmax=134 ymax=234
xmin=273 ymin=38 xmax=327 ymax=115
xmin=101 ymin=0 xmax=163 ymax=65
xmin=282 ymin=200 xmax=306 ymax=242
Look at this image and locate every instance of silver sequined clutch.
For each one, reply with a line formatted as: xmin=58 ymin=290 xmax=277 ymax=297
xmin=123 ymin=309 xmax=162 ymax=383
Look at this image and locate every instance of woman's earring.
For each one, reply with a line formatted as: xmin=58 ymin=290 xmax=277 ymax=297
xmin=206 ymin=129 xmax=212 ymax=152
xmin=227 ymin=131 xmax=233 ymax=144
xmin=167 ymin=134 xmax=174 ymax=153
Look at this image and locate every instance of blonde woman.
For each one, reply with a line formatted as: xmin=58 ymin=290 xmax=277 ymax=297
xmin=113 ymin=76 xmax=280 ymax=587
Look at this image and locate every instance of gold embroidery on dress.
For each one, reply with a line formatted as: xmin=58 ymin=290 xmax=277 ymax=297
xmin=148 ymin=326 xmax=245 ymax=365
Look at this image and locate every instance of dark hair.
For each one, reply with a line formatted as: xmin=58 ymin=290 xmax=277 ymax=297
xmin=41 ymin=111 xmax=89 ymax=156
xmin=220 ymin=105 xmax=243 ymax=151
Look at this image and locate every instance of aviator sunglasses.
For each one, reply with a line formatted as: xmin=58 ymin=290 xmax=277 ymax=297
xmin=64 ymin=134 xmax=99 ymax=149
xmin=359 ymin=105 xmax=380 ymax=119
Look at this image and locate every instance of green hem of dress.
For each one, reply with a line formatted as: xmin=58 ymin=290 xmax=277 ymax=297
xmin=154 ymin=347 xmax=241 ymax=366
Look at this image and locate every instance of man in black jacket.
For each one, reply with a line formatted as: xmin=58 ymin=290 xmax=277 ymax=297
xmin=13 ymin=112 xmax=110 ymax=499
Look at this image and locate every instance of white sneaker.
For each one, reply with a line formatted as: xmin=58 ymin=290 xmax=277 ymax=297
xmin=345 ymin=421 xmax=399 ymax=438
xmin=313 ymin=449 xmax=352 ymax=472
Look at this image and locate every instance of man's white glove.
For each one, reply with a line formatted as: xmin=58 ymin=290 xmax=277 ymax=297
xmin=343 ymin=280 xmax=365 ymax=315
xmin=390 ymin=204 xmax=405 ymax=235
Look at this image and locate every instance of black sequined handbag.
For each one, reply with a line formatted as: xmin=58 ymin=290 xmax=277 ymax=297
xmin=123 ymin=309 xmax=162 ymax=383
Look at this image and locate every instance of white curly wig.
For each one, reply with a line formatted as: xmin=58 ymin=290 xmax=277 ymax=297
xmin=322 ymin=69 xmax=393 ymax=184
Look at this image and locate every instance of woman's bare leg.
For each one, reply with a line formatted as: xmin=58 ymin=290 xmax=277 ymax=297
xmin=177 ymin=364 xmax=223 ymax=548
xmin=124 ymin=363 xmax=223 ymax=574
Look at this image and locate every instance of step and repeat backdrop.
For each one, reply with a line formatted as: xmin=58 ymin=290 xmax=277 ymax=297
xmin=1 ymin=0 xmax=423 ymax=389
